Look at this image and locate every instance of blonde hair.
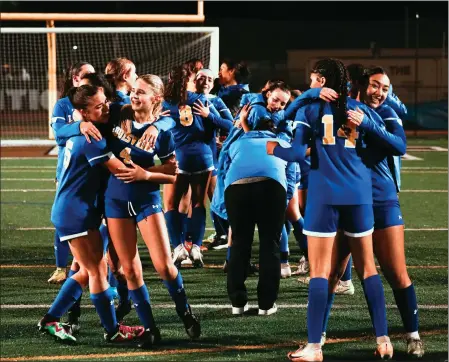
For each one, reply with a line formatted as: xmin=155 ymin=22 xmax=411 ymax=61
xmin=138 ymin=74 xmax=165 ymax=121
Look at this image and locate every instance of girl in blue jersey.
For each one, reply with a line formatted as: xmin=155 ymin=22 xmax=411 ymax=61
xmin=215 ymin=59 xmax=250 ymax=118
xmin=40 ymin=85 xmax=145 ymax=344
xmin=267 ymin=58 xmax=393 ymax=361
xmin=142 ymin=66 xmax=224 ymax=268
xmin=105 ymin=57 xmax=137 ymax=112
xmin=193 ymin=69 xmax=234 ymax=250
xmin=49 ymin=61 xmax=98 ymax=285
xmin=104 ymin=74 xmax=201 ymax=347
xmin=344 ymin=66 xmax=422 ymax=358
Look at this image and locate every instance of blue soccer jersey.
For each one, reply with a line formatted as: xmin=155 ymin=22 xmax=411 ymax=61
xmin=51 ymin=136 xmax=114 ymax=239
xmin=274 ymin=98 xmax=373 ymax=205
xmin=51 ymin=97 xmax=83 ymax=181
xmin=217 ymin=83 xmax=250 ymax=117
xmin=105 ymin=121 xmax=175 ymax=202
xmin=363 ymin=104 xmax=406 ymax=203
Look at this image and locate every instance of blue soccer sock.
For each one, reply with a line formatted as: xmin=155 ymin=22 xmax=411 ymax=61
xmin=393 ymin=284 xmax=419 ymax=333
xmin=165 ymin=210 xmax=183 ymax=247
xmin=362 ymin=275 xmax=389 ymax=337
xmin=185 ymin=216 xmax=193 ymax=242
xmin=90 ymin=288 xmax=117 ymax=334
xmin=54 ymin=233 xmax=70 ymax=268
xmin=68 ymin=269 xmax=78 ymax=278
xmin=129 ymin=285 xmax=156 ymax=330
xmin=226 ymin=246 xmax=232 ymax=262
xmin=191 ymin=207 xmax=206 ymax=247
xmin=179 ymin=212 xmax=188 ymax=242
xmin=280 ymin=225 xmax=289 ymax=264
xmin=285 ymin=220 xmax=292 ymax=236
xmin=99 ymin=223 xmax=109 ymax=254
xmin=291 ymin=217 xmax=308 ymax=258
xmin=341 ymin=256 xmax=352 ymax=282
xmin=48 ymin=278 xmax=83 ymax=319
xmin=162 ymin=272 xmax=189 ymax=317
xmin=307 ymin=278 xmax=329 ymax=344
xmin=322 ymin=293 xmax=335 ymax=333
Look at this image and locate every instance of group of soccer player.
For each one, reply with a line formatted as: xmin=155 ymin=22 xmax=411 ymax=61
xmin=38 ymin=54 xmax=424 ymax=361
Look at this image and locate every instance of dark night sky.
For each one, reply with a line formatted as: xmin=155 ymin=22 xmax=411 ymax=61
xmin=2 ymin=1 xmax=448 ymax=61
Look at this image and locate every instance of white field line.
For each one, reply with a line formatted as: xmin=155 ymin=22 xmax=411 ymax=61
xmin=401 ymin=171 xmax=447 ymax=174
xmin=12 ymin=227 xmax=448 ymax=231
xmin=0 ymin=189 xmax=55 ymax=192
xmin=0 ymin=303 xmax=446 ymax=310
xmin=1 ymin=157 xmax=57 ymax=160
xmin=1 ymin=170 xmax=55 ymax=173
xmin=400 ymin=190 xmax=447 ymax=193
xmin=1 ymin=166 xmax=56 ymax=169
xmin=401 ymin=167 xmax=448 ymax=170
xmin=1 ymin=178 xmax=55 ymax=181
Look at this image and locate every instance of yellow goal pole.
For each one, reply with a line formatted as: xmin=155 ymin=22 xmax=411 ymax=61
xmin=46 ymin=20 xmax=57 ymax=140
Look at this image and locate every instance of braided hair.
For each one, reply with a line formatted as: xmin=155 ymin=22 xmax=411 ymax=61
xmin=310 ymin=58 xmax=348 ymax=128
xmin=164 ymin=65 xmax=190 ymax=106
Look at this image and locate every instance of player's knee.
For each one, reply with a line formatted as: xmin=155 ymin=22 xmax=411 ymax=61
xmin=154 ymin=262 xmax=176 ymax=281
xmin=384 ymin=268 xmax=411 ymax=289
xmin=121 ymin=264 xmax=143 ymax=284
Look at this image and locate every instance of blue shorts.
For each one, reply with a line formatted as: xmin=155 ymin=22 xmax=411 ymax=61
xmin=373 ymin=199 xmax=404 ymax=230
xmin=211 ymin=163 xmax=218 ymax=177
xmin=297 ymin=173 xmax=309 ymax=190
xmin=54 ymin=215 xmax=102 ymax=242
xmin=176 ymin=142 xmax=214 ymax=175
xmin=105 ymin=193 xmax=163 ymax=223
xmin=304 ymin=203 xmax=374 ymax=237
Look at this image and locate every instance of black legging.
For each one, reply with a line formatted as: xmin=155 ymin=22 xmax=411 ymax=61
xmin=225 ymin=179 xmax=287 ymax=310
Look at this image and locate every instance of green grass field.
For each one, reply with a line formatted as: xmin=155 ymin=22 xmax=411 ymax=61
xmin=1 ymin=137 xmax=447 ymax=362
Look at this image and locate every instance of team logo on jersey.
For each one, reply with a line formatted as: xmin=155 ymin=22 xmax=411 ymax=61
xmin=113 ymin=125 xmax=154 ymax=153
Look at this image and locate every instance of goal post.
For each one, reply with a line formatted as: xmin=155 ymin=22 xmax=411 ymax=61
xmin=1 ymin=25 xmax=219 ymax=145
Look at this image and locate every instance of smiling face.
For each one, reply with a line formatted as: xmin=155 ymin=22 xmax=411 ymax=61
xmin=195 ymin=74 xmax=214 ymax=95
xmin=365 ymin=73 xmax=390 ymax=108
xmin=266 ymin=88 xmax=290 ymax=112
xmin=218 ymin=63 xmax=234 ymax=85
xmin=130 ymin=78 xmax=157 ymax=112
xmin=80 ymin=89 xmax=109 ymax=123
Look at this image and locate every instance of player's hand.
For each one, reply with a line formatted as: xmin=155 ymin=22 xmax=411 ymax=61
xmin=120 ymin=119 xmax=132 ymax=135
xmin=236 ymin=103 xmax=252 ymax=129
xmin=347 ymin=107 xmax=365 ymax=126
xmin=319 ymin=87 xmax=339 ymax=102
xmin=116 ymin=161 xmax=150 ymax=183
xmin=159 ymin=109 xmax=171 ymax=118
xmin=80 ymin=121 xmax=102 ymax=143
xmin=161 ymin=160 xmax=179 ymax=176
xmin=193 ymin=100 xmax=210 ymax=118
xmin=266 ymin=140 xmax=279 ymax=155
xmin=140 ymin=125 xmax=159 ymax=151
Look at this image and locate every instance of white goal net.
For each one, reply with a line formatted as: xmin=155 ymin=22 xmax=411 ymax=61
xmin=1 ymin=27 xmax=219 ymax=144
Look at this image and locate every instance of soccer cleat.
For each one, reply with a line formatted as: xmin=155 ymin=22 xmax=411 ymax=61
xmin=173 ymin=244 xmax=189 ymax=267
xmin=47 ymin=268 xmax=67 ymax=284
xmin=179 ymin=305 xmax=201 ymax=339
xmin=232 ymin=303 xmax=249 ymax=315
xmin=292 ymin=256 xmax=309 ymax=275
xmin=104 ymin=324 xmax=145 ymax=343
xmin=67 ymin=311 xmax=81 ymax=335
xmin=287 ymin=345 xmax=323 ymax=362
xmin=281 ymin=262 xmax=292 ymax=279
xmin=335 ymin=280 xmax=355 ymax=295
xmin=115 ymin=299 xmax=132 ymax=323
xmin=137 ymin=327 xmax=162 ymax=349
xmin=38 ymin=319 xmax=77 ymax=343
xmin=190 ymin=244 xmax=204 ymax=268
xmin=374 ymin=338 xmax=394 ymax=360
xmin=207 ymin=234 xmax=228 ymax=250
xmin=203 ymin=232 xmax=216 ymax=244
xmin=297 ymin=276 xmax=311 ymax=285
xmin=320 ymin=332 xmax=326 ymax=347
xmin=407 ymin=338 xmax=424 ymax=358
xmin=258 ymin=303 xmax=278 ymax=316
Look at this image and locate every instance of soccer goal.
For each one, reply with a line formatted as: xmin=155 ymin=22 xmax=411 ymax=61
xmin=1 ymin=25 xmax=219 ymax=145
